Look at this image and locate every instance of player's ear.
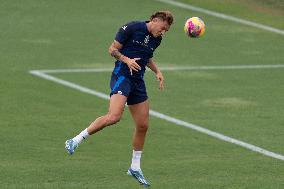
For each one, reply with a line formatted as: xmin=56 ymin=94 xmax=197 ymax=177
xmin=152 ymin=17 xmax=158 ymax=23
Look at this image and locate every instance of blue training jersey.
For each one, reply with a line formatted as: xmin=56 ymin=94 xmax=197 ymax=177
xmin=113 ymin=21 xmax=162 ymax=79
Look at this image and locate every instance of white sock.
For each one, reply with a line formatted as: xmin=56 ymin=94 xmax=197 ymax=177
xmin=72 ymin=128 xmax=89 ymax=144
xmin=131 ymin=150 xmax=142 ymax=171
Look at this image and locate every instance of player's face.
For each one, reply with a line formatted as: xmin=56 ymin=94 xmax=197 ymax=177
xmin=151 ymin=18 xmax=170 ymax=37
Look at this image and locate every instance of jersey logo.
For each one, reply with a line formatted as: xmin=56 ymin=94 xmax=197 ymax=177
xmin=144 ymin=35 xmax=150 ymax=44
xmin=122 ymin=25 xmax=127 ymax=30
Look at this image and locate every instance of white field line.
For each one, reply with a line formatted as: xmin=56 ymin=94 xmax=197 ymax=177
xmin=154 ymin=0 xmax=284 ymax=36
xmin=29 ymin=68 xmax=284 ymax=161
xmin=39 ymin=64 xmax=284 ymax=74
xmin=29 ymin=70 xmax=109 ymax=100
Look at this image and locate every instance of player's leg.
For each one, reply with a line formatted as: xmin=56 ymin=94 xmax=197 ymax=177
xmin=87 ymin=94 xmax=127 ymax=134
xmin=127 ymin=100 xmax=150 ymax=187
xmin=65 ymin=94 xmax=127 ymax=155
xmin=129 ymin=100 xmax=149 ymax=152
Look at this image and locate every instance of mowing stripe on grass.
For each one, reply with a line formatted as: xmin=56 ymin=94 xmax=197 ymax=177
xmin=38 ymin=64 xmax=284 ymax=74
xmin=154 ymin=0 xmax=284 ymax=35
xmin=29 ymin=69 xmax=284 ymax=161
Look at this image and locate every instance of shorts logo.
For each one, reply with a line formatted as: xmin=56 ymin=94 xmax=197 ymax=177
xmin=117 ymin=91 xmax=123 ymax=95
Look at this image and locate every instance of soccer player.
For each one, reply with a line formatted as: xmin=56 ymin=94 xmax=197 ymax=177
xmin=65 ymin=11 xmax=174 ymax=187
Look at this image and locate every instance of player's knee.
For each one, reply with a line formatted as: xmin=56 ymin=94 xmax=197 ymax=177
xmin=137 ymin=123 xmax=149 ymax=132
xmin=106 ymin=114 xmax=121 ymax=125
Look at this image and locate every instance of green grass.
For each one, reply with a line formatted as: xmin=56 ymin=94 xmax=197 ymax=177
xmin=179 ymin=0 xmax=284 ymax=29
xmin=1 ymin=0 xmax=284 ymax=188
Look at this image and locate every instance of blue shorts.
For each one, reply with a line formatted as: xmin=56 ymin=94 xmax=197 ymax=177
xmin=110 ymin=74 xmax=148 ymax=105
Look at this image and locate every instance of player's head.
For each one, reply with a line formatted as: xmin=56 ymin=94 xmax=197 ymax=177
xmin=149 ymin=11 xmax=174 ymax=37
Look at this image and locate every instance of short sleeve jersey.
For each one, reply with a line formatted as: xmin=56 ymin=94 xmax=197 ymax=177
xmin=113 ymin=21 xmax=162 ymax=79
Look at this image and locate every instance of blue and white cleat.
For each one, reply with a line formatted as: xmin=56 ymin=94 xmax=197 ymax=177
xmin=65 ymin=139 xmax=78 ymax=155
xmin=127 ymin=168 xmax=150 ymax=187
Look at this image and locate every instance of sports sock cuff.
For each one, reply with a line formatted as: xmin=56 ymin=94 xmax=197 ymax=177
xmin=82 ymin=128 xmax=89 ymax=139
xmin=133 ymin=150 xmax=142 ymax=159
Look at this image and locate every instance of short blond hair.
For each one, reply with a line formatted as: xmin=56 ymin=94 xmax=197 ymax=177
xmin=150 ymin=11 xmax=174 ymax=25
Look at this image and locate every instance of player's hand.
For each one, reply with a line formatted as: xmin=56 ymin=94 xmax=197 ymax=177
xmin=126 ymin=58 xmax=141 ymax=75
xmin=156 ymin=71 xmax=164 ymax=91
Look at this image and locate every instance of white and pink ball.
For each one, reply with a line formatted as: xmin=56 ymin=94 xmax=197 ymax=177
xmin=184 ymin=17 xmax=206 ymax=38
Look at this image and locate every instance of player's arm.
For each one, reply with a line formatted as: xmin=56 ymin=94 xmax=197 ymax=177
xmin=147 ymin=58 xmax=164 ymax=90
xmin=108 ymin=40 xmax=141 ymax=73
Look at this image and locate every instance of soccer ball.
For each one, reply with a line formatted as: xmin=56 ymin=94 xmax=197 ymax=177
xmin=184 ymin=17 xmax=206 ymax=38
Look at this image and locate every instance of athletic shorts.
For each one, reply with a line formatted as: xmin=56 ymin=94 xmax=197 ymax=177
xmin=110 ymin=73 xmax=148 ymax=105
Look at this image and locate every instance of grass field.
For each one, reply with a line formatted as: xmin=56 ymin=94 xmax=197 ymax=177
xmin=1 ymin=0 xmax=284 ymax=188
